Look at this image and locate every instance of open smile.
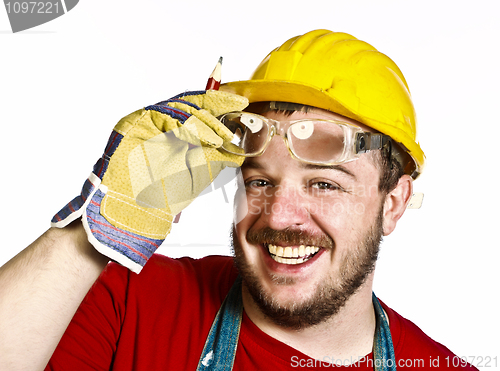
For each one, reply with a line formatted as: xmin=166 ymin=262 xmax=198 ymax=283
xmin=266 ymin=243 xmax=321 ymax=265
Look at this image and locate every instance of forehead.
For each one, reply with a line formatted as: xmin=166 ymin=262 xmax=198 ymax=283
xmin=246 ymin=103 xmax=375 ymax=132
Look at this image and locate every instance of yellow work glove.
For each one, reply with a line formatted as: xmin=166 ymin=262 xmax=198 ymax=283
xmin=51 ymin=90 xmax=248 ymax=273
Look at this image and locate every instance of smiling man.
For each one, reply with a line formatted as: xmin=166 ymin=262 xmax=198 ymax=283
xmin=0 ymin=30 xmax=478 ymax=370
xmin=219 ymin=99 xmax=412 ymax=364
xmin=230 ymin=108 xmax=390 ymax=323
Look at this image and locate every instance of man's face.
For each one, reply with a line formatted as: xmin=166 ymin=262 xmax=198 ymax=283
xmin=231 ymin=108 xmax=387 ymax=330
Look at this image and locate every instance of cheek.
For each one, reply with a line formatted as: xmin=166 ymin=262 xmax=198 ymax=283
xmin=233 ymin=170 xmax=252 ymax=226
xmin=309 ymin=195 xmax=381 ymax=236
xmin=233 ymin=183 xmax=272 ymax=225
xmin=307 ymin=193 xmax=364 ymax=219
xmin=233 ymin=186 xmax=262 ymax=237
xmin=233 ymin=187 xmax=248 ymax=226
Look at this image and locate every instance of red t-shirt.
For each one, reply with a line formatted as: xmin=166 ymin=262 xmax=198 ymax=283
xmin=46 ymin=254 xmax=477 ymax=370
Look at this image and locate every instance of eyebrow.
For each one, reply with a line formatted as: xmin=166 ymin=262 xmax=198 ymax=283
xmin=241 ymin=159 xmax=357 ymax=179
xmin=240 ymin=159 xmax=264 ymax=170
xmin=302 ymin=163 xmax=357 ymax=179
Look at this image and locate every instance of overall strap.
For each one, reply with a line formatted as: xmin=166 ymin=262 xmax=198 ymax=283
xmin=372 ymin=292 xmax=397 ymax=371
xmin=196 ymin=276 xmax=243 ymax=371
xmin=197 ymin=277 xmax=397 ymax=371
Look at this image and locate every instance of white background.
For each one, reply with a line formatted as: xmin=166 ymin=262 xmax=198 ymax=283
xmin=1 ymin=0 xmax=499 ymax=368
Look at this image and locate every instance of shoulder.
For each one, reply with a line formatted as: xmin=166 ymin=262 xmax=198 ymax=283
xmin=100 ymin=253 xmax=236 ymax=278
xmin=381 ymin=300 xmax=478 ymax=370
xmin=98 ymin=254 xmax=238 ymax=302
xmin=49 ymin=254 xmax=238 ymax=369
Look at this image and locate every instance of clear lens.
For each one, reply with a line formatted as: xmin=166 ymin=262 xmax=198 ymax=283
xmin=290 ymin=121 xmax=314 ymax=140
xmin=239 ymin=114 xmax=264 ymax=133
xmin=221 ymin=113 xmax=270 ymax=155
xmin=288 ymin=121 xmax=347 ymax=163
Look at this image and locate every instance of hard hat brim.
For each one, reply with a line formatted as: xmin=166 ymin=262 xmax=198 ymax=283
xmin=221 ymin=80 xmax=357 ymax=121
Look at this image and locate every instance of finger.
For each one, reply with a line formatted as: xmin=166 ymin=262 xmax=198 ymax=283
xmin=166 ymin=101 xmax=234 ymax=143
xmin=169 ymin=90 xmax=249 ymax=117
xmin=172 ymin=117 xmax=223 ymax=147
xmin=168 ymin=90 xmax=249 ymax=142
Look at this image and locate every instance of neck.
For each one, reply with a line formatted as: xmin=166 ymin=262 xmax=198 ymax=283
xmin=242 ymin=274 xmax=376 ymax=363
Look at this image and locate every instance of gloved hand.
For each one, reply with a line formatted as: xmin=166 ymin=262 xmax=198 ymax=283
xmin=51 ymin=90 xmax=248 ymax=273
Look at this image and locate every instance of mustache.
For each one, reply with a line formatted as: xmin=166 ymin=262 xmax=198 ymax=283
xmin=246 ymin=227 xmax=334 ymax=249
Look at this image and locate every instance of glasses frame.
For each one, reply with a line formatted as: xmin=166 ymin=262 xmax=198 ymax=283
xmin=219 ymin=111 xmax=393 ymax=166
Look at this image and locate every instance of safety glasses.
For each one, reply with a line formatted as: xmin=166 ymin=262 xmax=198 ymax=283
xmin=219 ymin=112 xmax=392 ymax=165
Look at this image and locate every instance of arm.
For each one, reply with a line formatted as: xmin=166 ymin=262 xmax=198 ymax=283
xmin=0 ymin=90 xmax=247 ymax=370
xmin=0 ymin=222 xmax=108 ymax=371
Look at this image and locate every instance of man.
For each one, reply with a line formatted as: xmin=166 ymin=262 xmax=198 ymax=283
xmin=0 ymin=30 xmax=476 ymax=370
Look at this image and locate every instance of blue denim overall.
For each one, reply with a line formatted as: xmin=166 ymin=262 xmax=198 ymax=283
xmin=196 ymin=276 xmax=396 ymax=371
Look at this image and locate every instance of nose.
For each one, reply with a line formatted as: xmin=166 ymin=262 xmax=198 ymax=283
xmin=261 ymin=183 xmax=310 ymax=231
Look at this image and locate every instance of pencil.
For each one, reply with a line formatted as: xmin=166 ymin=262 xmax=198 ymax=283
xmin=205 ymin=56 xmax=223 ymax=90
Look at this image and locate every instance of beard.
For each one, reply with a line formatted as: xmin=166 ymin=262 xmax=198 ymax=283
xmin=231 ymin=209 xmax=384 ymax=331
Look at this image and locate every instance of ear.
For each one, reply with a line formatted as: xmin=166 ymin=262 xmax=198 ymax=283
xmin=382 ymin=175 xmax=413 ymax=236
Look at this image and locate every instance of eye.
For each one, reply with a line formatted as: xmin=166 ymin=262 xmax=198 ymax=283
xmin=290 ymin=121 xmax=314 ymax=139
xmin=246 ymin=179 xmax=272 ymax=189
xmin=240 ymin=114 xmax=264 ymax=133
xmin=313 ymin=182 xmax=335 ymax=190
xmin=310 ymin=180 xmax=344 ymax=192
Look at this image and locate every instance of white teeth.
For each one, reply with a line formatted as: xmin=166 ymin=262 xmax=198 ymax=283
xmin=269 ymin=245 xmax=276 ymax=255
xmin=267 ymin=244 xmax=320 ymax=265
xmin=268 ymin=244 xmax=320 ymax=258
xmin=298 ymin=245 xmax=305 ymax=257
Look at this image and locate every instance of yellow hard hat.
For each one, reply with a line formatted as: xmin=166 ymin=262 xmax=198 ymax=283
xmin=221 ymin=29 xmax=425 ymax=178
